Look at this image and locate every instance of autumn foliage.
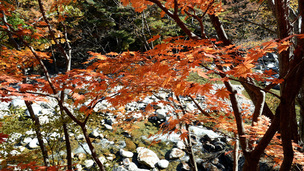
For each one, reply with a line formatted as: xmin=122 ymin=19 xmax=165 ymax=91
xmin=1 ymin=0 xmax=304 ymax=170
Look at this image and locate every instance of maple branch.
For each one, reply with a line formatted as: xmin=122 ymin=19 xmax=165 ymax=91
xmin=238 ymin=18 xmax=276 ymax=34
xmin=184 ymin=8 xmax=207 ymax=39
xmin=61 ymin=22 xmax=72 ymax=71
xmin=251 ymin=107 xmax=280 ymax=160
xmin=58 ymin=101 xmax=83 ymax=126
xmin=176 ymin=95 xmax=187 ymax=115
xmin=83 ymin=113 xmax=91 ymax=125
xmin=201 ymin=64 xmax=281 ymax=99
xmin=223 ymin=80 xmax=248 ymax=155
xmin=26 ymin=45 xmax=58 ymax=94
xmin=228 ymin=77 xmax=281 ymax=99
xmin=0 ymin=88 xmax=58 ymax=99
xmin=188 ymin=95 xmax=211 ymax=117
xmin=37 ymin=0 xmax=72 ymax=71
xmin=208 ymin=14 xmax=231 ymax=46
xmin=24 ymin=100 xmax=50 ymax=167
xmin=175 ymin=96 xmax=198 ymax=171
xmin=1 ymin=10 xmax=20 ymax=50
xmin=233 ymin=133 xmax=240 ymax=171
xmin=148 ymin=0 xmax=201 ymax=40
xmin=173 ymin=0 xmax=178 ymax=16
xmin=0 ymin=20 xmax=58 ymax=95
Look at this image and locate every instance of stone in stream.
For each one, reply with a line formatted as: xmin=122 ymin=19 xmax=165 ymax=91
xmin=169 ymin=147 xmax=185 ymax=159
xmin=136 ymin=147 xmax=159 ymax=168
xmin=120 ymin=149 xmax=134 ymax=158
xmin=157 ymin=159 xmax=169 ymax=169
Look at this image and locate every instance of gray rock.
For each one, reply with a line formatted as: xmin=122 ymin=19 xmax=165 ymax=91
xmin=169 ymin=148 xmax=185 ymax=159
xmin=182 ymin=162 xmax=190 ymax=170
xmin=98 ymin=156 xmax=106 ymax=164
xmin=76 ymin=163 xmax=83 ymax=171
xmin=76 ymin=134 xmax=85 ymax=140
xmin=84 ymin=159 xmax=94 ymax=168
xmin=0 ymin=101 xmax=10 ymax=118
xmin=77 ymin=153 xmax=86 ymax=161
xmin=74 ymin=143 xmax=91 ymax=154
xmin=49 ymin=132 xmax=61 ymax=141
xmin=115 ymin=140 xmax=126 ymax=149
xmin=155 ymin=108 xmax=168 ymax=120
xmin=203 ymin=163 xmax=220 ymax=171
xmin=120 ymin=149 xmax=134 ymax=158
xmin=136 ymin=147 xmax=159 ymax=168
xmin=105 ymin=153 xmax=115 ymax=161
xmin=104 ymin=124 xmax=113 ymax=130
xmin=122 ymin=158 xmax=131 ymax=166
xmin=126 ymin=162 xmax=138 ymax=171
xmin=190 ymin=126 xmax=221 ymax=139
xmin=89 ymin=129 xmax=103 ymax=139
xmin=212 ymin=158 xmax=219 ymax=165
xmin=28 ymin=138 xmax=39 ymax=149
xmin=9 ymin=150 xmax=21 ymax=156
xmin=25 ymin=103 xmax=43 ymax=116
xmin=186 ymin=102 xmax=196 ymax=111
xmin=203 ymin=142 xmax=216 ymax=152
xmin=157 ymin=159 xmax=169 ymax=169
xmin=180 ymin=155 xmax=190 ymax=162
xmin=10 ymin=99 xmax=26 ymax=108
xmin=113 ymin=166 xmax=128 ymax=171
xmin=176 ymin=141 xmax=186 ymax=150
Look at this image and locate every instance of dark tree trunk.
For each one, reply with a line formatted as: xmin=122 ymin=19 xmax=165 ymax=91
xmin=25 ymin=101 xmax=49 ymax=168
xmin=63 ymin=123 xmax=72 ymax=170
xmin=81 ymin=124 xmax=105 ymax=171
xmin=297 ymin=0 xmax=304 ymax=145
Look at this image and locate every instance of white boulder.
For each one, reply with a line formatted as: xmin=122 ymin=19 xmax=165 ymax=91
xmin=120 ymin=149 xmax=134 ymax=158
xmin=136 ymin=147 xmax=159 ymax=168
xmin=157 ymin=159 xmax=169 ymax=169
xmin=28 ymin=138 xmax=40 ymax=149
xmin=169 ymin=148 xmax=185 ymax=159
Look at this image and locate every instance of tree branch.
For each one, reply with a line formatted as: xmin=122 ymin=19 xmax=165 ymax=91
xmin=148 ymin=0 xmax=201 ymax=40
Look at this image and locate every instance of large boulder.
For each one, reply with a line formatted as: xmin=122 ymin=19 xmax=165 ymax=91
xmin=136 ymin=147 xmax=159 ymax=168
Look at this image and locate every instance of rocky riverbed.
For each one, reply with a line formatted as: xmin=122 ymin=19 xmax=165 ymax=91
xmin=0 ymin=83 xmax=276 ymax=170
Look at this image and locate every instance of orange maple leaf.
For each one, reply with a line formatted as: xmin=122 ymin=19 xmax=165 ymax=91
xmin=278 ymin=41 xmax=291 ymax=54
xmin=180 ymin=129 xmax=188 ymax=141
xmin=233 ymin=60 xmax=254 ymax=77
xmin=215 ymin=87 xmax=231 ymax=99
xmin=148 ymin=35 xmax=160 ymax=43
xmin=191 ymin=68 xmax=208 ymax=78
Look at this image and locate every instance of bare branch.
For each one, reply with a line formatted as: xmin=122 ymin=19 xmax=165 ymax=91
xmin=148 ymin=0 xmax=201 ymax=40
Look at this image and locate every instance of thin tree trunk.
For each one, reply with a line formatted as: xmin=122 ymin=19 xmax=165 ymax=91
xmin=25 ymin=101 xmax=49 ymax=168
xmin=297 ymin=0 xmax=304 ymax=145
xmin=275 ymin=0 xmax=294 ymax=170
xmin=233 ymin=134 xmax=239 ymax=171
xmin=63 ymin=122 xmax=72 ymax=170
xmin=279 ymin=100 xmax=294 ymax=170
xmin=81 ymin=124 xmax=105 ymax=171
xmin=185 ymin=124 xmax=198 ymax=171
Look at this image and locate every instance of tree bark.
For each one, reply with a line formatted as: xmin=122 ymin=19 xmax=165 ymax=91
xmin=208 ymin=14 xmax=232 ymax=45
xmin=81 ymin=124 xmax=105 ymax=171
xmin=296 ymin=0 xmax=304 ymax=144
xmin=25 ymin=101 xmax=49 ymax=168
xmin=63 ymin=123 xmax=72 ymax=170
xmin=58 ymin=103 xmax=105 ymax=170
xmin=274 ymin=0 xmax=295 ymax=170
xmin=242 ymin=107 xmax=280 ymax=170
xmin=233 ymin=134 xmax=239 ymax=171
